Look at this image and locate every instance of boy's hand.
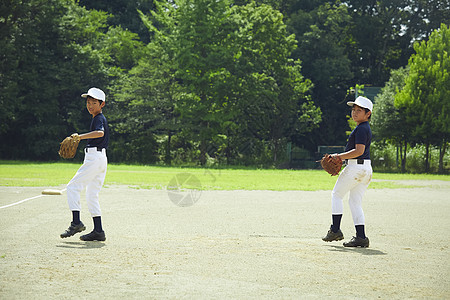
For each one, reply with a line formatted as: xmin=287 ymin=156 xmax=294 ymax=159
xmin=58 ymin=133 xmax=81 ymax=159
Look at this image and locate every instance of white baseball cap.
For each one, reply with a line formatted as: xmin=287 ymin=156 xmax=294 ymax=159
xmin=81 ymin=87 xmax=106 ymax=102
xmin=347 ymin=96 xmax=373 ymax=112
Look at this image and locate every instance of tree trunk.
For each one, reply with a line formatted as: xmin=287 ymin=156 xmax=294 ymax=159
xmin=200 ymin=139 xmax=207 ymax=166
xmin=165 ymin=130 xmax=172 ymax=165
xmin=425 ymin=142 xmax=430 ymax=173
xmin=199 ymin=92 xmax=208 ymax=166
xmin=226 ymin=133 xmax=231 ymax=166
xmin=273 ymin=139 xmax=278 ymax=163
xmin=401 ymin=139 xmax=407 ymax=173
xmin=396 ymin=145 xmax=399 ymax=169
xmin=438 ymin=141 xmax=447 ymax=174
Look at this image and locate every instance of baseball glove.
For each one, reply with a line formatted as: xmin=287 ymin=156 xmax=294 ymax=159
xmin=319 ymin=154 xmax=343 ymax=176
xmin=58 ymin=133 xmax=81 ymax=159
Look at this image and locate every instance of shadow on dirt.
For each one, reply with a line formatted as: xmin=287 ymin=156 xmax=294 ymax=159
xmin=327 ymin=245 xmax=386 ymax=255
xmin=56 ymin=241 xmax=106 ymax=249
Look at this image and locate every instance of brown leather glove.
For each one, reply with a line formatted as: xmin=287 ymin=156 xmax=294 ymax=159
xmin=58 ymin=133 xmax=81 ymax=159
xmin=319 ymin=154 xmax=343 ymax=176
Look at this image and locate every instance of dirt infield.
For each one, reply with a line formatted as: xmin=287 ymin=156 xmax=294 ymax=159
xmin=1 ymin=182 xmax=449 ymax=299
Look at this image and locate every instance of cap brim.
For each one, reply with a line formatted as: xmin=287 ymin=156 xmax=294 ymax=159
xmin=81 ymin=93 xmax=88 ymax=98
xmin=347 ymin=101 xmax=356 ymax=107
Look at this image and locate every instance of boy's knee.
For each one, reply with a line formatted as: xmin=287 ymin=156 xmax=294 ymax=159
xmin=66 ymin=182 xmax=82 ymax=194
xmin=332 ymin=190 xmax=345 ymax=202
xmin=66 ymin=183 xmax=74 ymax=191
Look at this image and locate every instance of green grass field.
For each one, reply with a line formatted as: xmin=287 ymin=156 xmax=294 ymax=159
xmin=1 ymin=161 xmax=448 ymax=191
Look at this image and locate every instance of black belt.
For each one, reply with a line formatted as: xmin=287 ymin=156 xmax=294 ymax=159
xmin=85 ymin=147 xmax=105 ymax=153
xmin=345 ymin=159 xmax=365 ymax=164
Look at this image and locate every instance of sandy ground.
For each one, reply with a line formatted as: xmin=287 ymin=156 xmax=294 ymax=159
xmin=0 ymin=181 xmax=449 ymax=299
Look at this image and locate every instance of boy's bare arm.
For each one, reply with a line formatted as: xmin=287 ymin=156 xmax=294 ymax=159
xmin=79 ymin=131 xmax=104 ymax=140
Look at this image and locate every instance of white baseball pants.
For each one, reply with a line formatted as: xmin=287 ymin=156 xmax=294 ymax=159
xmin=331 ymin=160 xmax=372 ymax=225
xmin=66 ymin=149 xmax=107 ymax=217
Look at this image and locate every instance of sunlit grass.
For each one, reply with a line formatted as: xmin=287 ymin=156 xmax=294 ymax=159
xmin=0 ymin=161 xmax=448 ymax=191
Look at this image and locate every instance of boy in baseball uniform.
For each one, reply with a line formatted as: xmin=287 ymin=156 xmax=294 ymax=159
xmin=322 ymin=96 xmax=373 ymax=247
xmin=60 ymin=87 xmax=109 ymax=241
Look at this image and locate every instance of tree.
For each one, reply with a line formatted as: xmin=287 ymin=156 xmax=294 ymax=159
xmin=0 ymin=0 xmax=110 ymax=160
xmin=345 ymin=0 xmax=414 ymax=85
xmin=118 ymin=0 xmax=321 ymax=166
xmin=284 ymin=0 xmax=450 ymax=153
xmin=372 ymin=67 xmax=409 ymax=172
xmin=395 ymin=24 xmax=450 ymax=173
xmin=285 ymin=1 xmax=353 ymax=149
xmin=171 ymin=0 xmax=238 ymax=165
xmin=0 ymin=0 xmax=142 ymax=160
xmin=226 ymin=3 xmax=320 ymax=164
xmin=78 ymin=0 xmax=155 ymax=43
xmin=402 ymin=0 xmax=450 ymax=43
xmin=140 ymin=0 xmax=319 ymax=166
xmin=109 ymin=4 xmax=181 ymax=164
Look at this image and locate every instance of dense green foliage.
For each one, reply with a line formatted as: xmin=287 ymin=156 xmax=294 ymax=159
xmin=0 ymin=0 xmax=141 ymax=160
xmin=395 ymin=24 xmax=449 ymax=173
xmin=372 ymin=67 xmax=410 ymax=172
xmin=1 ymin=0 xmax=449 ymax=172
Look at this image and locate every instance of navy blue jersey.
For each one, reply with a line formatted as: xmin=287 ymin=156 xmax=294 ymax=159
xmin=86 ymin=113 xmax=109 ymax=149
xmin=345 ymin=121 xmax=371 ymax=159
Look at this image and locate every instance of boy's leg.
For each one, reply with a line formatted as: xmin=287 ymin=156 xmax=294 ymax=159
xmin=80 ymin=155 xmax=107 ymax=242
xmin=85 ymin=155 xmax=107 ymax=217
xmin=348 ymin=183 xmax=368 ymax=227
xmin=85 ymin=172 xmax=105 ymax=219
xmin=85 ymin=164 xmax=107 ymax=225
xmin=61 ymin=155 xmax=99 ymax=238
xmin=331 ymin=166 xmax=359 ymax=216
xmin=348 ymin=166 xmax=372 ymax=228
xmin=323 ymin=166 xmax=357 ymax=242
xmin=344 ymin=167 xmax=372 ymax=247
xmin=66 ymin=157 xmax=99 ymax=212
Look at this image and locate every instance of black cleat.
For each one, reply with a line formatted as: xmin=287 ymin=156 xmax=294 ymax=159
xmin=80 ymin=230 xmax=106 ymax=242
xmin=322 ymin=229 xmax=344 ymax=242
xmin=61 ymin=222 xmax=86 ymax=238
xmin=343 ymin=236 xmax=369 ymax=248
